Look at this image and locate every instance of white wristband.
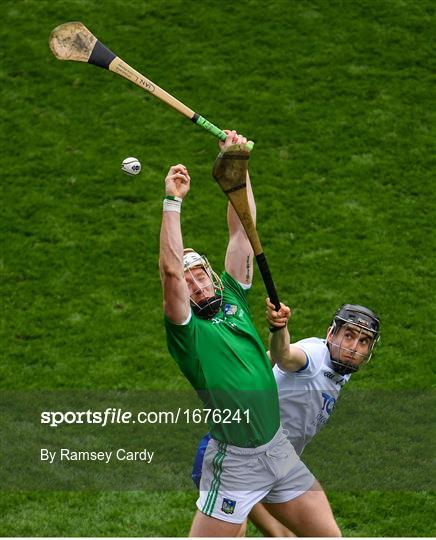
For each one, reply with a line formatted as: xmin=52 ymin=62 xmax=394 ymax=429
xmin=163 ymin=196 xmax=182 ymax=213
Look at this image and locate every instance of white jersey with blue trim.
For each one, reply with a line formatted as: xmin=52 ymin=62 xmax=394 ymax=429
xmin=273 ymin=337 xmax=351 ymax=456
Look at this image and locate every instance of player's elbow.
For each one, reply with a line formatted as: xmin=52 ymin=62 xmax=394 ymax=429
xmin=275 ymin=353 xmax=300 ymax=373
xmin=229 ymin=226 xmax=252 ymax=241
xmin=159 ymin=260 xmax=182 ymax=281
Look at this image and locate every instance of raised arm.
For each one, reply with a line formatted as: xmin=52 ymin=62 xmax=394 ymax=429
xmin=223 ymin=130 xmax=256 ymax=286
xmin=266 ymin=299 xmax=307 ymax=372
xmin=159 ymin=165 xmax=191 ymax=324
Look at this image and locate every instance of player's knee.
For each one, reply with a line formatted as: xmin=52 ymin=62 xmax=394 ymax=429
xmin=237 ymin=520 xmax=247 ymax=537
xmin=327 ymin=523 xmax=342 ymax=537
xmin=314 ymin=514 xmax=341 ymax=537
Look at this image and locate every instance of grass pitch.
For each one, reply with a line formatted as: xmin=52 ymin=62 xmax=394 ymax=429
xmin=1 ymin=0 xmax=434 ymax=536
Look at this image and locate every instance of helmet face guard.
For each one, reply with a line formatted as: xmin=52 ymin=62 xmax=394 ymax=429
xmin=183 ymin=249 xmax=223 ymax=319
xmin=327 ymin=304 xmax=380 ymax=375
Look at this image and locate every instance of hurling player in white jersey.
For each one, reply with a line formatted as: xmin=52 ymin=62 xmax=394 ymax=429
xmin=246 ymin=300 xmax=381 ymax=537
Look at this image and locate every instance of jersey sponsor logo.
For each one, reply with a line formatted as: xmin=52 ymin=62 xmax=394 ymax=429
xmin=312 ymin=410 xmax=329 ymax=427
xmin=221 ymin=497 xmax=236 ymax=514
xmin=224 ymin=304 xmax=238 ymax=316
xmin=311 ymin=392 xmax=337 ymax=428
xmin=211 ymin=317 xmax=237 ymax=329
xmin=321 ymin=392 xmax=337 ymax=414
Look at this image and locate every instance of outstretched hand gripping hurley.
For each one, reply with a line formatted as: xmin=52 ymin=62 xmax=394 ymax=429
xmin=212 ymin=144 xmax=281 ymax=312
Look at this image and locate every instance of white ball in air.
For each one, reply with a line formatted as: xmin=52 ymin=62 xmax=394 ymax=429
xmin=121 ymin=157 xmax=141 ymax=175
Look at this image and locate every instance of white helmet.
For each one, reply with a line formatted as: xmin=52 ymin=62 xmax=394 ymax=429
xmin=183 ymin=250 xmax=206 ymax=271
xmin=183 ymin=249 xmax=223 ymax=319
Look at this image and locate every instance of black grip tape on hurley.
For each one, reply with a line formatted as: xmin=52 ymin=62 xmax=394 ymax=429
xmin=255 ymin=253 xmax=280 ymax=311
xmin=88 ymin=40 xmax=116 ymax=69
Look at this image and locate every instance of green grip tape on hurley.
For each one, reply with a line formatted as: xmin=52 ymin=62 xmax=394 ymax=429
xmin=195 ymin=115 xmax=254 ymax=150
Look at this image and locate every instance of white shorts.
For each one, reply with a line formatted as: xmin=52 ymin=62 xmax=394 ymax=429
xmin=196 ymin=427 xmax=315 ymax=524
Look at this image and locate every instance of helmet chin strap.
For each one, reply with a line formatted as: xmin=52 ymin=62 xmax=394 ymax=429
xmin=191 ymin=296 xmax=222 ymax=319
xmin=329 ymin=354 xmax=359 ymax=375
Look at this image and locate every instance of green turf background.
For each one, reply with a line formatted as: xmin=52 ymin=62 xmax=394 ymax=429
xmin=1 ymin=0 xmax=435 ymax=536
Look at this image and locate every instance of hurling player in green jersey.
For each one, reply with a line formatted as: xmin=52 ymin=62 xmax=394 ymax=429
xmin=159 ymin=131 xmax=340 ymax=537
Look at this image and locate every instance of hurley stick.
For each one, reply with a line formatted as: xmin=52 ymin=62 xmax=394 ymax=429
xmin=212 ymin=144 xmax=280 ymax=311
xmin=49 ymin=22 xmax=254 ymax=149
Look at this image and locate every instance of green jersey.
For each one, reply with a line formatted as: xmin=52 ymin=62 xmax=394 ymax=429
xmin=164 ymin=272 xmax=280 ymax=447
